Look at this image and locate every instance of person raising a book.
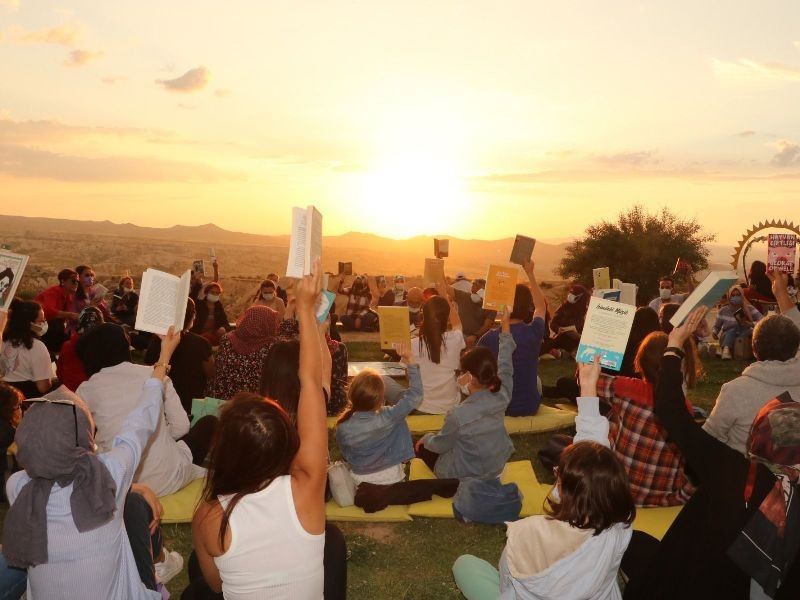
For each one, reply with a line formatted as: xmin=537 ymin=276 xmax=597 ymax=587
xmin=478 ymin=260 xmax=548 ymax=416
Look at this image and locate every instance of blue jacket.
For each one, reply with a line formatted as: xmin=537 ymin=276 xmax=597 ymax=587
xmin=423 ymin=332 xmax=516 ymax=480
xmin=335 ymin=364 xmax=422 ymax=475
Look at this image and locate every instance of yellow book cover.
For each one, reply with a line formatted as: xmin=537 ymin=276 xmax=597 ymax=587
xmin=483 ymin=264 xmax=518 ymax=311
xmin=423 ymin=258 xmax=445 ymax=287
xmin=593 ymin=267 xmax=611 ymax=290
xmin=378 ymin=306 xmax=411 ymax=350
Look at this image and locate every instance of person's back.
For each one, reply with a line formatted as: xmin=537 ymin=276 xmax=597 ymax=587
xmin=479 ymin=318 xmax=545 ymax=416
xmin=336 ymin=363 xmax=422 ymax=479
xmin=78 ymin=362 xmax=194 ymax=496
xmin=703 ymin=314 xmax=800 ymax=455
xmin=213 ymin=474 xmax=324 ymax=599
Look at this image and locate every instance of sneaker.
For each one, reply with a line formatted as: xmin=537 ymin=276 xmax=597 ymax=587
xmin=721 ymin=347 xmax=732 ymax=361
xmin=155 ymin=549 xmax=184 ymax=585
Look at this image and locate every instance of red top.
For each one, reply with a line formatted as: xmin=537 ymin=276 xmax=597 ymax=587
xmin=34 ymin=285 xmax=73 ymax=321
xmin=55 ymin=335 xmax=88 ymax=391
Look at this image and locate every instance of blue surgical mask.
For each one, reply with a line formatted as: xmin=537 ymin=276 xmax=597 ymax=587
xmin=730 ymin=295 xmax=743 ymax=306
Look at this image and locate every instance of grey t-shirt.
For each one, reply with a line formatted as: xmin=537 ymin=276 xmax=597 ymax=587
xmin=454 ymin=289 xmax=495 ymax=337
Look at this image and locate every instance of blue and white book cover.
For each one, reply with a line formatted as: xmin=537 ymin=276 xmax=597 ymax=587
xmin=577 ymin=297 xmax=636 ymax=372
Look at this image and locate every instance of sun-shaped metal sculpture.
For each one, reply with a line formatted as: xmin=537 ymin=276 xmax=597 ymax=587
xmin=731 ymin=220 xmax=800 ymax=280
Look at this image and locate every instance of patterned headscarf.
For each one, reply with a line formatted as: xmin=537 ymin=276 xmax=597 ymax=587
xmin=77 ymin=306 xmax=104 ymax=335
xmin=229 ymin=305 xmax=280 ymax=355
xmin=728 ymin=392 xmax=800 ymax=597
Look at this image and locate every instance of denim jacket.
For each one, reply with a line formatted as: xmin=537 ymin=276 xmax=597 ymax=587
xmin=335 ymin=364 xmax=422 ymax=475
xmin=423 ymin=332 xmax=516 ymax=480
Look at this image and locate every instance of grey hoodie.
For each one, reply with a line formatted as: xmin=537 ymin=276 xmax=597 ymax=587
xmin=703 ymin=356 xmax=800 ymax=455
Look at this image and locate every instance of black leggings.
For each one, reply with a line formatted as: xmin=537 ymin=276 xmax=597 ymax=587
xmin=181 ymin=522 xmax=348 ymax=600
xmin=179 ymin=415 xmax=218 ymax=465
xmin=124 ymin=491 xmax=163 ymax=592
xmin=355 ymin=479 xmax=459 ymax=513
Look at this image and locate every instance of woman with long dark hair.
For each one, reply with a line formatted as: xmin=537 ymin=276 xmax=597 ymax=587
xmin=412 ymin=293 xmax=464 ymax=414
xmin=188 ymin=263 xmax=346 ymax=599
xmin=0 ymin=299 xmax=52 ymax=398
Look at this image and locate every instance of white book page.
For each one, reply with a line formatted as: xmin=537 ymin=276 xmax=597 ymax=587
xmin=286 ymin=207 xmax=308 ymax=278
xmin=174 ymin=270 xmax=192 ymax=331
xmin=134 ymin=269 xmax=180 ymax=335
xmin=307 ymin=205 xmax=323 ymax=274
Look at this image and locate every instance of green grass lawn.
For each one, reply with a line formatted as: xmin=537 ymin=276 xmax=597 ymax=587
xmin=3 ymin=343 xmax=751 ymax=598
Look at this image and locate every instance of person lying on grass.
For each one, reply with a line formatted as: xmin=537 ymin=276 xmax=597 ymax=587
xmin=335 ymin=342 xmax=458 ymax=512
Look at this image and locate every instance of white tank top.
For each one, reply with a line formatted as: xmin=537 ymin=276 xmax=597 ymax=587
xmin=214 ymin=475 xmax=325 ymax=600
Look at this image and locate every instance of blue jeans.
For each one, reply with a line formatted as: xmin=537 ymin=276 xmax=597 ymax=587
xmin=721 ymin=325 xmax=753 ymax=349
xmin=0 ymin=553 xmax=26 ymax=600
xmin=452 ymin=555 xmax=500 ymax=600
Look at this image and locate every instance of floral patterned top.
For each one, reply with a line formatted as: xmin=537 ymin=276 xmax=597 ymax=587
xmin=206 ymin=336 xmax=273 ymax=400
xmin=277 ymin=318 xmax=349 ymax=416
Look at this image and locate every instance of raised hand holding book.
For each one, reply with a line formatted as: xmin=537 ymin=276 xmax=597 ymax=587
xmin=510 ymin=235 xmax=536 ymax=266
xmin=286 ymin=205 xmax=323 ymax=278
xmin=134 ymin=268 xmax=191 ymax=335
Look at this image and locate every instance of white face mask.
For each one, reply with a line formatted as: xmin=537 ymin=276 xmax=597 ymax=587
xmin=122 ymin=286 xmax=133 ymax=294
xmin=395 ymin=284 xmax=405 ymax=292
xmin=457 ymin=372 xmax=472 ymax=396
xmin=409 ymin=306 xmax=421 ymax=314
xmin=567 ymin=293 xmax=578 ymax=304
xmin=471 ymin=293 xmax=483 ymax=304
xmin=659 ymin=288 xmax=672 ymax=300
xmin=206 ymin=293 xmax=220 ymax=303
xmin=31 ymin=322 xmax=48 ymax=336
xmin=549 ymin=482 xmax=561 ymax=503
xmin=262 ymin=292 xmax=275 ymax=302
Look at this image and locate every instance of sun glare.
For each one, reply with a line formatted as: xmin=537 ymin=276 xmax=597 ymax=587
xmin=356 ymin=154 xmax=471 ymax=238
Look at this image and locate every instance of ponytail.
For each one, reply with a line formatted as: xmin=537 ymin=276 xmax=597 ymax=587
xmin=460 ymin=347 xmax=502 ymax=394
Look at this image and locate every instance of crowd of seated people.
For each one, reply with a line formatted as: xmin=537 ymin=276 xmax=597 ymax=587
xmin=1 ymin=257 xmax=799 ymax=600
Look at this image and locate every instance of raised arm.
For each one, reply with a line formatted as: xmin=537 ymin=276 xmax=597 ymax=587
xmin=497 ymin=310 xmax=516 ymax=398
xmin=318 ymin=320 xmax=332 ymax=399
xmin=289 ymin=261 xmax=327 ymax=535
xmin=437 ymin=283 xmax=462 ymax=331
xmin=573 ymin=356 xmax=610 ymax=446
xmin=523 ymin=260 xmax=547 ymax=320
xmin=212 ymin=259 xmax=219 ymax=283
xmin=768 ymin=270 xmax=797 ymax=317
xmin=384 ymin=343 xmax=423 ymax=420
xmin=655 ymin=307 xmax=747 ymax=486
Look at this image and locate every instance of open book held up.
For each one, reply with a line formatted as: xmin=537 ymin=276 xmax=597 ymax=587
xmin=134 ymin=269 xmax=191 ymax=335
xmin=669 ymin=271 xmax=739 ymax=328
xmin=286 ymin=205 xmax=323 ymax=278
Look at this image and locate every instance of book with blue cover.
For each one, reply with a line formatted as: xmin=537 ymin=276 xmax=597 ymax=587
xmin=577 ymin=297 xmax=636 ymax=371
xmin=669 ymin=271 xmax=740 ymax=327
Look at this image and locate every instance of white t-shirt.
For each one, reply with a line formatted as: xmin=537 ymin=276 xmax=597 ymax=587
xmin=0 ymin=338 xmax=53 ymax=383
xmin=412 ymin=329 xmax=466 ymax=414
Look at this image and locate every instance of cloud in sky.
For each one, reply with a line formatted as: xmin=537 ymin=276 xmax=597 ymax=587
xmin=594 ymin=150 xmax=658 ymax=167
xmin=63 ymin=49 xmax=103 ymax=67
xmin=214 ymin=88 xmax=232 ymax=97
xmin=737 ymin=130 xmax=756 ymax=137
xmin=771 ymin=140 xmax=800 ymax=167
xmin=101 ymin=75 xmax=125 ymax=85
xmin=0 ymin=143 xmax=244 ymax=183
xmin=712 ymin=57 xmax=800 ymax=82
xmin=16 ymin=23 xmax=82 ymax=47
xmin=156 ymin=66 xmax=209 ymax=93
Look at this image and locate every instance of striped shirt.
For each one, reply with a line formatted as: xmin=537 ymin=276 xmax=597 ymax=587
xmin=7 ymin=380 xmax=164 ymax=599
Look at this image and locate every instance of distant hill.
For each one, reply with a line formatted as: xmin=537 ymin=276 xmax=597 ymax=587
xmin=0 ymin=213 xmax=738 ymax=280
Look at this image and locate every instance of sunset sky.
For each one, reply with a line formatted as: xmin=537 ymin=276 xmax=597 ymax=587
xmin=1 ymin=1 xmax=799 ymax=243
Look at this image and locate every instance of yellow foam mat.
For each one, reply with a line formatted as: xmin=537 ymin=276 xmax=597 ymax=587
xmin=160 ymin=478 xmax=205 ymax=524
xmin=326 ymin=405 xmax=575 ymax=434
xmin=632 ymin=505 xmax=683 ymax=541
xmin=406 ymin=459 xmax=549 ymax=518
xmin=325 ymin=500 xmax=412 ymax=522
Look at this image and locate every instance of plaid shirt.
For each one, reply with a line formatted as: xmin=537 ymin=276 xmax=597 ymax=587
xmin=597 ymin=374 xmax=695 ymax=507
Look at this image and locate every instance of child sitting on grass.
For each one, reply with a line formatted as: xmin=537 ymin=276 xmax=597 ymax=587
xmin=453 ymin=356 xmax=636 ymax=599
xmin=336 ymin=342 xmax=458 ymax=512
xmin=415 ymin=311 xmax=521 ymax=523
